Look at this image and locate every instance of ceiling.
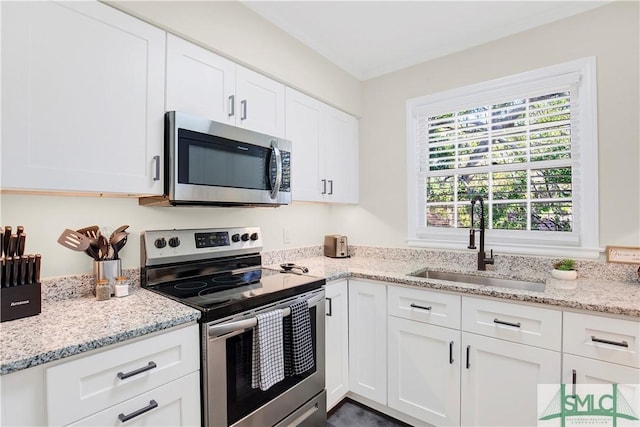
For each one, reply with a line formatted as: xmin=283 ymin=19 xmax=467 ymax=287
xmin=243 ymin=1 xmax=609 ymax=81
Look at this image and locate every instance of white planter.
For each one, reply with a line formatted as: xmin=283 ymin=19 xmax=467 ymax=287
xmin=551 ymin=269 xmax=577 ymax=281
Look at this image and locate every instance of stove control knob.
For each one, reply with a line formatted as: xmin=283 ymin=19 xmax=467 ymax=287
xmin=231 ymin=233 xmax=240 ymax=243
xmin=241 ymin=233 xmax=250 ymax=242
xmin=168 ymin=237 xmax=180 ymax=248
xmin=154 ymin=237 xmax=167 ymax=249
xmin=250 ymin=232 xmax=259 ymax=241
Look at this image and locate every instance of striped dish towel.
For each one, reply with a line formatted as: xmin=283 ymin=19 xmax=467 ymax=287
xmin=290 ymin=300 xmax=315 ymax=374
xmin=251 ymin=309 xmax=285 ymax=391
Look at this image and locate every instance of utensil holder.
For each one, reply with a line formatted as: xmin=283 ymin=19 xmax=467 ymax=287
xmin=93 ymin=259 xmax=121 ymax=296
xmin=1 ymin=282 xmax=42 ymax=322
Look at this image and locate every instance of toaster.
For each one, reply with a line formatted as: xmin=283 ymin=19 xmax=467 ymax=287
xmin=324 ymin=235 xmax=349 ymax=258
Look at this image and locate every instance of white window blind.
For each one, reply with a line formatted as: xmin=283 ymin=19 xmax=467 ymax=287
xmin=407 ymin=58 xmax=599 ymax=258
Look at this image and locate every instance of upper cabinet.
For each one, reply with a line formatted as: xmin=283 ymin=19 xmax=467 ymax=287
xmin=1 ymin=1 xmax=166 ymax=195
xmin=166 ymin=34 xmax=285 ymax=138
xmin=285 ymin=88 xmax=359 ymax=204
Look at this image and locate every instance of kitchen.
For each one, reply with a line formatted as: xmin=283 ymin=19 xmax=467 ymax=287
xmin=1 ymin=1 xmax=639 ymax=426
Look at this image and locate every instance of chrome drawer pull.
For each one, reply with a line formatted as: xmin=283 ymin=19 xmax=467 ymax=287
xmin=590 ymin=336 xmax=629 ymax=348
xmin=117 ymin=361 xmax=157 ymax=380
xmin=410 ymin=303 xmax=432 ymax=311
xmin=118 ymin=400 xmax=158 ymax=423
xmin=493 ymin=318 xmax=521 ymax=328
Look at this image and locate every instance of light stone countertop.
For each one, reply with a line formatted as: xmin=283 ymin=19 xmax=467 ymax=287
xmin=2 ymin=248 xmax=638 ymax=376
xmin=266 ymin=255 xmax=640 ymax=318
xmin=0 ymin=288 xmax=200 ymax=375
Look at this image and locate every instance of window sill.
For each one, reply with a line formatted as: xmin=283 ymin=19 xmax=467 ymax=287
xmin=407 ymin=238 xmax=602 ymax=259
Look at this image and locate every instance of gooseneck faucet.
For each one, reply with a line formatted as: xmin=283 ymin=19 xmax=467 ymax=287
xmin=467 ymin=195 xmax=494 ymax=271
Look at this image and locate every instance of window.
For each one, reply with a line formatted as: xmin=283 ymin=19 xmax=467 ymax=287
xmin=407 ymin=58 xmax=599 ymax=258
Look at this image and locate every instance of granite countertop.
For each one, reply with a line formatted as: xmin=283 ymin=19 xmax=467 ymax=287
xmin=266 ymin=255 xmax=640 ymax=318
xmin=0 ymin=288 xmax=200 ymax=375
xmin=2 ymin=250 xmax=638 ymax=376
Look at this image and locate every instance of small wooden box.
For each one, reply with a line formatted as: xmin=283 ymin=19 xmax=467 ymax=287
xmin=1 ymin=282 xmax=42 ymax=322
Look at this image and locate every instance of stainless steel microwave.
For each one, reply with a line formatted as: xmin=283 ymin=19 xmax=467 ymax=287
xmin=140 ymin=112 xmax=291 ymax=207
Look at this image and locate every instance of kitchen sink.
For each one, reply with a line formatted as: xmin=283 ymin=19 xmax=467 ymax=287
xmin=408 ymin=269 xmax=546 ymax=292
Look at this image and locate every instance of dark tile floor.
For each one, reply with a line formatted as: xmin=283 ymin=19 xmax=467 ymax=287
xmin=327 ymin=400 xmax=411 ymax=427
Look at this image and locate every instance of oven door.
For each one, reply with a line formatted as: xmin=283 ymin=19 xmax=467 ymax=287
xmin=204 ymin=289 xmax=325 ymax=427
xmin=168 ymin=111 xmax=291 ymax=206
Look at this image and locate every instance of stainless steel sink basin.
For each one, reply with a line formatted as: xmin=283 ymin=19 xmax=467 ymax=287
xmin=409 ymin=269 xmax=546 ymax=292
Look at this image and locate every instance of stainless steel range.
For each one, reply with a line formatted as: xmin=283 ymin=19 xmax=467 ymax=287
xmin=141 ymin=227 xmax=326 ymax=427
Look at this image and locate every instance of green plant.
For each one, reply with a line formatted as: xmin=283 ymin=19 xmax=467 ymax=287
xmin=553 ymin=259 xmax=576 ymax=271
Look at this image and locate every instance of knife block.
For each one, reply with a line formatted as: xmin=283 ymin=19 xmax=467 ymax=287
xmin=1 ymin=282 xmax=42 ymax=322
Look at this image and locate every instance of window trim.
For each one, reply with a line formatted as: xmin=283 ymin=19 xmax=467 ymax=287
xmin=406 ymin=57 xmax=600 ymax=258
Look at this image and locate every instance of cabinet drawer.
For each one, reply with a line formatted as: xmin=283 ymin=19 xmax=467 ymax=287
xmin=563 ymin=312 xmax=639 ymax=368
xmin=388 ymin=286 xmax=460 ymax=329
xmin=69 ymin=371 xmax=201 ymax=426
xmin=47 ymin=324 xmax=199 ymax=426
xmin=462 ymin=297 xmax=561 ymax=351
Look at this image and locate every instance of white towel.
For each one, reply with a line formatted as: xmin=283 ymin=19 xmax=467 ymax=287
xmin=251 ymin=309 xmax=284 ymax=391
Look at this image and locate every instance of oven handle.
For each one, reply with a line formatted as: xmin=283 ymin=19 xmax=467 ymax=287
xmin=208 ymin=291 xmax=324 ymax=337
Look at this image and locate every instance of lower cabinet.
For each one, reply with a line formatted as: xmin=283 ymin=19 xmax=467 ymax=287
xmin=348 ymin=279 xmax=387 ymax=405
xmin=460 ymin=332 xmax=561 ymax=427
xmin=68 ymin=372 xmax=201 ymax=426
xmin=388 ymin=316 xmax=461 ymax=426
xmin=325 ymin=280 xmax=350 ymax=409
xmin=0 ymin=324 xmax=200 ymax=426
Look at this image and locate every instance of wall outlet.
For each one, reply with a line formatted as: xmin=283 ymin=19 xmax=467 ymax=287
xmin=283 ymin=227 xmax=291 ymax=244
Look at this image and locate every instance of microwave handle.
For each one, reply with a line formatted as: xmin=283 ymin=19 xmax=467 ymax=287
xmin=269 ymin=141 xmax=282 ymax=199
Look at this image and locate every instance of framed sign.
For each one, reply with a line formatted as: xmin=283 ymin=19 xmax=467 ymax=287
xmin=605 ymin=246 xmax=640 ymax=264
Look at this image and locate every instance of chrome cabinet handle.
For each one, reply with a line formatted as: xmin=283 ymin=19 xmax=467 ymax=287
xmin=328 ymin=180 xmax=333 ymax=195
xmin=493 ymin=318 xmax=521 ymax=328
xmin=118 ymin=400 xmax=158 ymax=423
xmin=117 ymin=361 xmax=157 ymax=380
xmin=321 ymin=179 xmax=327 ymax=195
xmin=449 ymin=341 xmax=454 ymax=364
xmin=269 ymin=141 xmax=282 ymax=199
xmin=152 ymin=155 xmax=160 ymax=181
xmin=410 ymin=303 xmax=432 ymax=311
xmin=326 ymin=297 xmax=333 ymax=316
xmin=590 ymin=336 xmax=629 ymax=347
xmin=228 ymin=95 xmax=235 ymax=117
xmin=240 ymin=100 xmax=247 ymax=120
xmin=466 ymin=345 xmax=471 ymax=369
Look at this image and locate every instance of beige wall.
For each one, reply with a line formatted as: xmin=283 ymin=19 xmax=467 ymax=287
xmin=331 ymin=1 xmax=640 ymax=252
xmin=107 ymin=0 xmax=363 ymax=117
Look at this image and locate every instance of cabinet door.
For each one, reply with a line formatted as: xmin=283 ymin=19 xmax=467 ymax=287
xmin=461 ymin=332 xmax=561 ymax=427
xmin=388 ymin=317 xmax=461 ymax=426
xmin=285 ymin=88 xmax=324 ymax=202
xmin=325 ymin=280 xmax=349 ymax=409
xmin=1 ymin=1 xmax=165 ymax=194
xmin=166 ymin=34 xmax=236 ymax=125
xmin=348 ymin=280 xmax=387 ymax=405
xmin=236 ymin=65 xmax=285 ymax=137
xmin=324 ymin=105 xmax=359 ymax=204
xmin=69 ymin=372 xmax=201 ymax=426
xmin=561 ymin=354 xmax=640 ymax=414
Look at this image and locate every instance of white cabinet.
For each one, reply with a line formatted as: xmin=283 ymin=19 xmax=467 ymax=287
xmin=0 ymin=324 xmax=200 ymax=426
xmin=460 ymin=332 xmax=561 ymax=427
xmin=324 ymin=280 xmax=349 ymax=409
xmin=348 ymin=279 xmax=386 ymax=404
xmin=165 ymin=34 xmax=236 ymax=126
xmin=388 ymin=316 xmax=461 ymax=426
xmin=1 ymin=0 xmax=166 ymax=195
xmin=285 ymin=87 xmax=359 ymax=203
xmin=166 ymin=34 xmax=285 ymax=138
xmin=387 ymin=286 xmax=462 ymax=425
xmin=562 ymin=311 xmax=640 ymax=414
